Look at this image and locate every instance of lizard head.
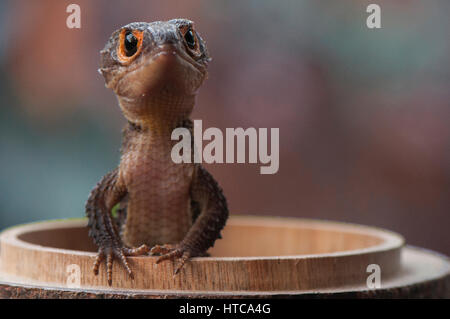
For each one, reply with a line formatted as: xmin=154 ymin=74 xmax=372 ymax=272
xmin=99 ymin=19 xmax=210 ymax=125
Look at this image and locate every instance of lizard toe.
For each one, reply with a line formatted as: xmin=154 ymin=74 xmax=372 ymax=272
xmin=153 ymin=244 xmax=193 ymax=275
xmin=150 ymin=243 xmax=176 ymax=256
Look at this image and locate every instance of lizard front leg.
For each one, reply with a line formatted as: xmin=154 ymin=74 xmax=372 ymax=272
xmin=86 ymin=169 xmax=149 ymax=285
xmin=150 ymin=165 xmax=229 ymax=274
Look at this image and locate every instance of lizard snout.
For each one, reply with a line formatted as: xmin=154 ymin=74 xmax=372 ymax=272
xmin=146 ymin=24 xmax=180 ymax=47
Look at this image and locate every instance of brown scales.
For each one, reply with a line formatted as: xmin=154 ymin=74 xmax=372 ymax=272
xmin=85 ymin=19 xmax=228 ymax=285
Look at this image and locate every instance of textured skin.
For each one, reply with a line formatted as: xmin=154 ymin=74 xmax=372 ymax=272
xmin=86 ymin=19 xmax=228 ymax=285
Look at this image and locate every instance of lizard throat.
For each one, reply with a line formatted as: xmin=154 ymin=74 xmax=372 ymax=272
xmin=118 ymin=91 xmax=195 ymax=134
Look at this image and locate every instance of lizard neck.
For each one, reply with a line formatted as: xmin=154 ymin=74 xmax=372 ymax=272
xmin=118 ymin=90 xmax=195 ymax=136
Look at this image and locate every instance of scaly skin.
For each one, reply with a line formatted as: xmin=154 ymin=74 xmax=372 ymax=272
xmin=85 ymin=19 xmax=228 ymax=285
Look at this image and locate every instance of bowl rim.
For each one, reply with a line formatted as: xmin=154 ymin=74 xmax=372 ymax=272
xmin=0 ymin=215 xmax=405 ymax=261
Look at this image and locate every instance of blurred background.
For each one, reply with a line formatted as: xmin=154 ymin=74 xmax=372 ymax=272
xmin=0 ymin=0 xmax=449 ymax=255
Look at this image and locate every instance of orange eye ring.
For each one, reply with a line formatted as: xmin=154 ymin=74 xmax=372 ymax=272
xmin=117 ymin=29 xmax=144 ymax=64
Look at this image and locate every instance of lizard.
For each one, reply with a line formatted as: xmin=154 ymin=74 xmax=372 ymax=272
xmin=85 ymin=19 xmax=229 ymax=286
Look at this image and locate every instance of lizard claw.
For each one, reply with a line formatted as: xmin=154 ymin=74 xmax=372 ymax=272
xmin=150 ymin=244 xmax=192 ymax=275
xmin=93 ymin=244 xmax=149 ymax=285
xmin=150 ymin=243 xmax=177 ymax=255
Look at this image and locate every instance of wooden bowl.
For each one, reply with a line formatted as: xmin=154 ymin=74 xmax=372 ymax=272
xmin=0 ymin=216 xmax=448 ymax=298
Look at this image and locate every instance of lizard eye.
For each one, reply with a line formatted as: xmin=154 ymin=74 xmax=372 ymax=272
xmin=124 ymin=31 xmax=138 ymax=56
xmin=178 ymin=24 xmax=202 ymax=58
xmin=117 ymin=29 xmax=144 ymax=64
xmin=184 ymin=28 xmax=196 ymax=50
